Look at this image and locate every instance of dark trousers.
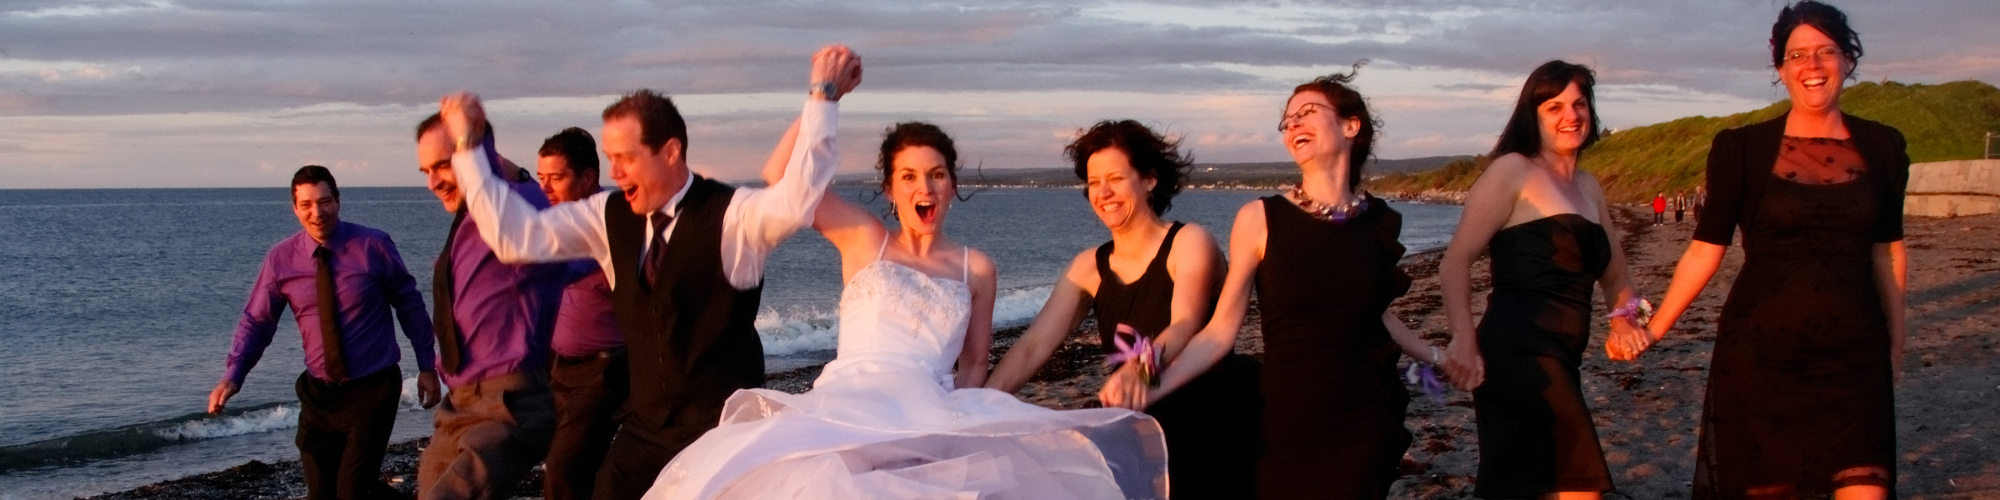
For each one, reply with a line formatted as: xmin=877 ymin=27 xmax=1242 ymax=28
xmin=591 ymin=399 xmax=725 ymax=500
xmin=296 ymin=367 xmax=404 ymax=500
xmin=545 ymin=352 xmax=630 ymax=500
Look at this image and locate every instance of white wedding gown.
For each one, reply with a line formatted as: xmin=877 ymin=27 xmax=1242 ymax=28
xmin=643 ymin=244 xmax=1170 ymax=500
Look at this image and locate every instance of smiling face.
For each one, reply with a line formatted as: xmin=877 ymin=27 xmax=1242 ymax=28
xmin=292 ymin=181 xmax=341 ymax=243
xmin=1281 ymin=90 xmax=1360 ymax=170
xmin=415 ymin=128 xmax=462 ymax=213
xmin=1780 ymin=25 xmax=1849 ymax=115
xmin=1535 ymin=81 xmax=1593 ymax=157
xmin=1084 ymin=147 xmax=1157 ymax=232
xmin=887 ymin=146 xmax=955 ymax=235
xmin=536 ymin=155 xmax=596 ymax=204
xmin=602 ymin=115 xmax=683 ymax=215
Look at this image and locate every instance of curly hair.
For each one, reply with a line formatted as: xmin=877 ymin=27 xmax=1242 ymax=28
xmin=1064 ymin=120 xmax=1191 ymax=216
xmin=876 ymin=122 xmax=959 ymax=192
xmin=1289 ymin=61 xmax=1381 ymax=188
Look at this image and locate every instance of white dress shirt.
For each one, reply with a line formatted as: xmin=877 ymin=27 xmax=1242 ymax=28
xmin=452 ymin=100 xmax=839 ymax=291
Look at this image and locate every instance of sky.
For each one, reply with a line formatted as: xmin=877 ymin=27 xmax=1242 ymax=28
xmin=2 ymin=0 xmax=1996 ymax=189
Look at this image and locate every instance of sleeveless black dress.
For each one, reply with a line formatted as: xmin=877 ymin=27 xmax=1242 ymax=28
xmin=1255 ymin=195 xmax=1413 ymax=499
xmin=1692 ymin=138 xmax=1899 ymax=498
xmin=1471 ymin=213 xmax=1615 ymax=498
xmin=1092 ymin=222 xmax=1262 ymax=499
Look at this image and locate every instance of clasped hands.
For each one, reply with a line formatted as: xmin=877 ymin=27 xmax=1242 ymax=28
xmin=434 ymin=44 xmax=864 ymax=151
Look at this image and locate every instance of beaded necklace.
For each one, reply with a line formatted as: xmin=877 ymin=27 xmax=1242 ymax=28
xmin=1286 ymin=184 xmax=1369 ymax=223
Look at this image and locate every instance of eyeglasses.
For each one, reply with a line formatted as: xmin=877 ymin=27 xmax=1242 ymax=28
xmin=1278 ymin=102 xmax=1330 ymax=132
xmin=1783 ymin=47 xmax=1843 ymax=65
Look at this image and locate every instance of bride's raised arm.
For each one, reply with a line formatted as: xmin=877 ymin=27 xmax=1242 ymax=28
xmin=760 ymin=118 xmax=888 ymax=283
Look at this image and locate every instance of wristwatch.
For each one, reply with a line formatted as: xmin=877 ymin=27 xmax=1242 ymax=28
xmin=810 ymin=81 xmax=837 ymax=99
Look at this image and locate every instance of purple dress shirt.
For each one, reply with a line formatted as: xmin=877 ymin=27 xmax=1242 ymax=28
xmin=439 ymin=173 xmax=567 ymax=387
xmin=225 ymin=222 xmax=437 ymax=385
xmin=552 ymin=261 xmax=624 ymax=357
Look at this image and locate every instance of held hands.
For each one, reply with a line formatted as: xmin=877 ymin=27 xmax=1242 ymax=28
xmin=439 ymin=92 xmax=488 ymax=152
xmin=1097 ymin=363 xmax=1152 ymax=411
xmin=206 ymin=380 xmax=241 ymax=415
xmin=417 ymin=371 xmax=442 ymax=409
xmin=1605 ymin=316 xmax=1655 ymax=361
xmin=1441 ymin=336 xmax=1484 ymax=391
xmin=809 ymin=44 xmax=863 ymax=101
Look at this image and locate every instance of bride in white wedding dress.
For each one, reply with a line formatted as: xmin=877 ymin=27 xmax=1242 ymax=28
xmin=641 ymin=122 xmax=1169 ymax=500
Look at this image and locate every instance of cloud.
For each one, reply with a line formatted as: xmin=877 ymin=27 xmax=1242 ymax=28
xmin=0 ymin=0 xmax=1993 ymax=188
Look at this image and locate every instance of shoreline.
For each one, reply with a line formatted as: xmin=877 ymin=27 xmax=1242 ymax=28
xmin=84 ymin=209 xmax=2000 ymax=499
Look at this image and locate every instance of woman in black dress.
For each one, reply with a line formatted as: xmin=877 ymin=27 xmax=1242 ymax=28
xmin=1110 ymin=68 xmax=1436 ymax=499
xmin=986 ymin=119 xmax=1258 ymax=498
xmin=1637 ymin=3 xmax=1907 ymax=498
xmin=1438 ymin=61 xmax=1645 ymax=500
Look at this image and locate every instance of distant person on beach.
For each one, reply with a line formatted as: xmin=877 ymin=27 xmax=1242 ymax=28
xmin=533 ymin=127 xmax=628 ymax=500
xmin=1653 ymin=191 xmax=1667 ymax=224
xmin=1120 ymin=67 xmax=1437 ymax=499
xmin=1634 ymin=2 xmax=1909 ymax=498
xmin=435 ymin=45 xmax=860 ymax=499
xmin=210 ymin=165 xmax=442 ymax=500
xmin=985 ymin=119 xmax=1258 ymax=497
xmin=1694 ymin=185 xmax=1706 ymax=222
xmin=414 ymin=112 xmax=568 ymax=499
xmin=1675 ymin=191 xmax=1687 ymax=223
xmin=1438 ymin=60 xmax=1645 ymax=500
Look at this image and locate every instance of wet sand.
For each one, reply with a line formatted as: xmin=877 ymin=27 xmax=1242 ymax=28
xmin=88 ymin=209 xmax=2000 ymax=499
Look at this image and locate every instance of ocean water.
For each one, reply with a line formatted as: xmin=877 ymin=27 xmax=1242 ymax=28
xmin=0 ymin=186 xmax=1458 ymax=499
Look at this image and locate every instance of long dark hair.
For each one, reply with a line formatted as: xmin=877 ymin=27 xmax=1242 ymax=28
xmin=1288 ymin=61 xmax=1380 ymax=188
xmin=1064 ymin=120 xmax=1192 ymax=216
xmin=1491 ymin=60 xmax=1601 ymax=159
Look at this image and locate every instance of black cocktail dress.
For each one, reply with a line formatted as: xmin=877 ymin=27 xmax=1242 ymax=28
xmin=1471 ymin=213 xmax=1615 ymax=498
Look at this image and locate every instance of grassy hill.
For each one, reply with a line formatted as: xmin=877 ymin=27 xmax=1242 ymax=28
xmin=1372 ymin=80 xmax=2000 ymax=203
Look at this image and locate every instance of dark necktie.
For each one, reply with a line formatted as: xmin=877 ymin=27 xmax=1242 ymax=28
xmin=432 ymin=208 xmax=468 ymax=375
xmin=642 ymin=212 xmax=673 ymax=289
xmin=313 ymin=246 xmax=350 ymax=382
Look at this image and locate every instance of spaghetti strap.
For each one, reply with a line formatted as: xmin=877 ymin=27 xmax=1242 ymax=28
xmin=961 ymin=246 xmax=970 ymax=282
xmin=874 ymin=233 xmax=890 ymax=262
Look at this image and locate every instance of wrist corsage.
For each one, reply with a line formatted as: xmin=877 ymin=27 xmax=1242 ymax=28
xmin=1105 ymin=324 xmax=1163 ymax=387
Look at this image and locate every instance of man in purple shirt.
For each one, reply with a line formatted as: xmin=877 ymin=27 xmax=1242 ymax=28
xmin=533 ymin=127 xmax=627 ymax=500
xmin=210 ymin=165 xmax=442 ymax=500
xmin=414 ymin=117 xmax=567 ymax=499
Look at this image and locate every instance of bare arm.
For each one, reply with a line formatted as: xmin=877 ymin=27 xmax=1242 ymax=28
xmin=986 ymin=251 xmax=1096 ymax=393
xmin=1643 ymin=242 xmax=1727 ymax=343
xmin=1384 ymin=310 xmax=1437 ymax=364
xmin=1102 ymin=201 xmax=1262 ymax=410
xmin=1581 ymin=172 xmax=1646 ymax=360
xmin=957 ymin=250 xmax=999 ymax=389
xmin=1439 ymin=158 xmax=1527 ymax=391
xmin=1873 ymin=241 xmax=1907 ymax=383
xmin=1151 ymin=223 xmax=1226 ymax=361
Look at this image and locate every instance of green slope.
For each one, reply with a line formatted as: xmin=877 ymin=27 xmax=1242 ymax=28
xmin=1374 ymin=80 xmax=2000 ymax=203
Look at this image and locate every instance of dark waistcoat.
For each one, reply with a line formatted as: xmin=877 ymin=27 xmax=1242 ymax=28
xmin=605 ymin=176 xmax=764 ymax=430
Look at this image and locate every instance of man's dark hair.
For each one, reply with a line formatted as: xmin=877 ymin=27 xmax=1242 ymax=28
xmin=291 ymin=165 xmax=339 ymax=201
xmin=539 ymin=127 xmax=600 ymax=175
xmin=1064 ymin=120 xmax=1192 ymax=216
xmin=1770 ymin=1 xmax=1863 ymax=78
xmin=1491 ymin=60 xmax=1602 ymax=159
xmin=602 ymin=89 xmax=689 ymax=157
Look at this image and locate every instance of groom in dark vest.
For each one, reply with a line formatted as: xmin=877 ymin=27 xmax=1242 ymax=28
xmin=434 ymin=44 xmax=861 ymax=500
